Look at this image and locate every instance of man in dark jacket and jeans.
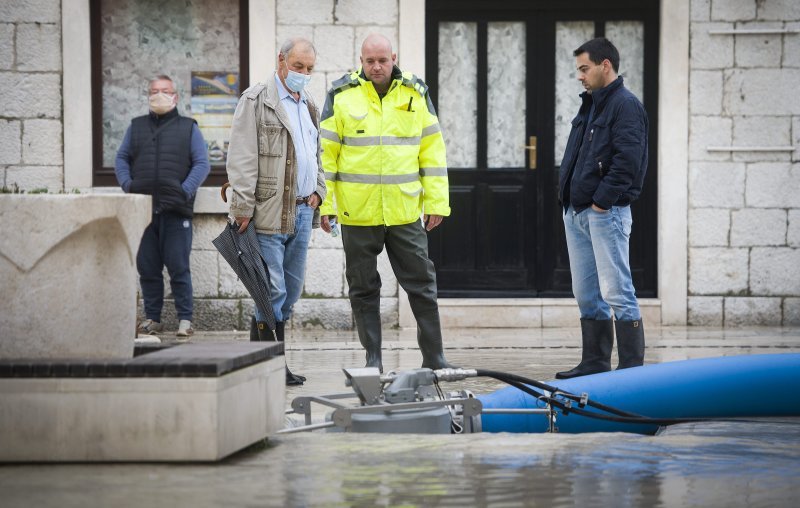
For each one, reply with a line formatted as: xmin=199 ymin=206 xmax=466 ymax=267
xmin=556 ymin=38 xmax=649 ymax=379
xmin=115 ymin=74 xmax=210 ymax=339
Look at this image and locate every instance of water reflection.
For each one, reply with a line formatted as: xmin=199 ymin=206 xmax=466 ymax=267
xmin=241 ymin=418 xmax=800 ymax=507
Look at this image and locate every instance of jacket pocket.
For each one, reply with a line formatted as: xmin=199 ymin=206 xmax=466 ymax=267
xmin=128 ymin=178 xmax=149 ymax=195
xmin=343 ymin=110 xmax=369 ymax=138
xmin=255 ymin=175 xmax=278 ymax=202
xmin=391 ymin=107 xmax=419 ymax=137
xmin=398 ymin=181 xmax=423 ymax=197
xmin=161 ymin=178 xmax=188 ymax=201
xmin=259 ymin=123 xmax=285 ymax=157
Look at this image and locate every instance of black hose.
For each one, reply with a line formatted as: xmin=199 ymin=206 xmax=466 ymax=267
xmin=475 ymin=369 xmax=704 ymax=427
xmin=476 ymin=369 xmax=642 ymax=418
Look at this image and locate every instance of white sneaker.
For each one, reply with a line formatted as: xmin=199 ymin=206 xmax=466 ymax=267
xmin=137 ymin=319 xmax=163 ymax=336
xmin=176 ymin=320 xmax=194 ymax=341
xmin=134 ymin=336 xmax=161 ymax=345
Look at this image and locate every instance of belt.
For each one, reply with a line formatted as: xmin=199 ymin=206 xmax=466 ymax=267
xmin=295 ymin=196 xmax=309 ymax=205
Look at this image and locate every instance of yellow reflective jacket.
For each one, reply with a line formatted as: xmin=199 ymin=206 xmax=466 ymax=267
xmin=319 ymin=67 xmax=450 ymax=226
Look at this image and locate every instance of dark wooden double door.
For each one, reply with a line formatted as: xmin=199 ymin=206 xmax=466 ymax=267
xmin=426 ymin=0 xmax=659 ymax=298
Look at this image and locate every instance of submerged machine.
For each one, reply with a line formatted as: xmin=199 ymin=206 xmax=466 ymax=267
xmin=282 ymin=353 xmax=800 ymax=435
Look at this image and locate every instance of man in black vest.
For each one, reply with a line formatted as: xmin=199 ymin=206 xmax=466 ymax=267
xmin=115 ymin=75 xmax=210 ymax=340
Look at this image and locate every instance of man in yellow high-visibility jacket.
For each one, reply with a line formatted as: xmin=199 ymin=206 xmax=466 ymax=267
xmin=319 ymin=33 xmax=454 ymax=372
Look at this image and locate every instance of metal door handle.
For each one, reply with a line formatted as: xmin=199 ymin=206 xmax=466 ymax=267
xmin=525 ymin=136 xmax=537 ymax=170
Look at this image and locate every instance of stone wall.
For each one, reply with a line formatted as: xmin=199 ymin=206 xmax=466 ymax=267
xmin=0 ymin=0 xmax=63 ymax=192
xmin=687 ymin=0 xmax=800 ymax=325
xmin=5 ymin=0 xmax=800 ymax=330
xmin=157 ymin=0 xmax=404 ymax=332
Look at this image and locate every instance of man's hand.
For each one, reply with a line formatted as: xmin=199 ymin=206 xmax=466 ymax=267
xmin=306 ymin=192 xmax=321 ymax=209
xmin=423 ymin=215 xmax=443 ymax=231
xmin=321 ymin=215 xmax=333 ymax=233
xmin=591 ymin=204 xmax=609 ymax=213
xmin=235 ymin=216 xmax=251 ymax=234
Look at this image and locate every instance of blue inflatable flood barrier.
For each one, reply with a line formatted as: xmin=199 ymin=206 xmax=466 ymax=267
xmin=477 ymin=353 xmax=800 ymax=435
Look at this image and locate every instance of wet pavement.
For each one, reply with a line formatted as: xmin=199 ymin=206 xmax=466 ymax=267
xmin=2 ymin=326 xmax=800 ymax=507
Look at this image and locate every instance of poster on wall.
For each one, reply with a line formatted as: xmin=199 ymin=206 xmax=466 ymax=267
xmin=190 ymin=71 xmax=239 ymax=166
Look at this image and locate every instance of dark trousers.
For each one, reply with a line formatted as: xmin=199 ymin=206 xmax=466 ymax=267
xmin=136 ymin=212 xmax=193 ymax=321
xmin=342 ymin=220 xmax=440 ymax=329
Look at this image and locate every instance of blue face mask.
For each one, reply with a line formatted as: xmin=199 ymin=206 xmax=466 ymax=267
xmin=284 ymin=61 xmax=311 ymax=93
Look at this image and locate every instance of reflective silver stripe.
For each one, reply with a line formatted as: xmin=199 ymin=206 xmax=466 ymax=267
xmin=421 ymin=124 xmax=441 ymax=137
xmin=336 ymin=173 xmax=420 ymax=184
xmin=320 ymin=128 xmax=341 ymax=143
xmin=381 ymin=136 xmax=420 ymax=145
xmin=419 ymin=167 xmax=448 ymax=177
xmin=341 ymin=136 xmax=421 ymax=146
xmin=342 ymin=136 xmax=381 ymax=146
xmin=324 ymin=171 xmax=338 ymax=181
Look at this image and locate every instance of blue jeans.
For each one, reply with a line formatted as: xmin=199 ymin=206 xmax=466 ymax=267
xmin=137 ymin=212 xmax=193 ymax=321
xmin=563 ymin=205 xmax=641 ymax=321
xmin=255 ymin=204 xmax=313 ymax=323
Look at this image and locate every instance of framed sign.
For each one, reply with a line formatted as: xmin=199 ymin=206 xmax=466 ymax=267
xmin=191 ymin=71 xmax=240 ymax=166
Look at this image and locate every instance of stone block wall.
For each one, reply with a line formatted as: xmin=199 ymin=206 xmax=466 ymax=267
xmin=156 ymin=0 xmax=403 ymax=331
xmin=0 ymin=0 xmax=63 ymax=192
xmin=6 ymin=0 xmax=800 ymax=330
xmin=687 ymin=0 xmax=800 ymax=326
xmin=1 ymin=0 xmax=401 ymax=332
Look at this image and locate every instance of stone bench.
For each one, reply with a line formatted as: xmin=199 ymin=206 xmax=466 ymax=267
xmin=0 ymin=342 xmax=284 ymax=378
xmin=0 ymin=341 xmax=286 ymax=462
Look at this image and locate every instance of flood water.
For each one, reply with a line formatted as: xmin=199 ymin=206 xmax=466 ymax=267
xmin=2 ymin=327 xmax=799 ymax=507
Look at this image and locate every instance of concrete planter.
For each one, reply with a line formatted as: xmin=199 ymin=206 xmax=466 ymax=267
xmin=0 ymin=194 xmax=151 ymax=359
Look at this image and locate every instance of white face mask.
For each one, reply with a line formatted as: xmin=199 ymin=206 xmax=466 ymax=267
xmin=284 ymin=61 xmax=311 ymax=93
xmin=149 ymin=92 xmax=176 ymax=115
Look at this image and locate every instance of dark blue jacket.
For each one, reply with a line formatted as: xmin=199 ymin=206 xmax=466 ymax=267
xmin=559 ymin=77 xmax=648 ymax=212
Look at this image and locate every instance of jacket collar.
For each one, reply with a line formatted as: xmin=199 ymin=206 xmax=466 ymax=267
xmin=357 ymin=65 xmax=405 ymax=95
xmin=260 ymin=73 xmax=318 ymax=131
xmin=581 ymin=75 xmax=624 ymax=110
xmin=149 ymin=107 xmax=179 ymax=123
xmin=263 ymin=72 xmax=316 ymax=108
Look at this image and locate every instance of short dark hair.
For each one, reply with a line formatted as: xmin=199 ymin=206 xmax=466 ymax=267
xmin=574 ymin=37 xmax=620 ymax=73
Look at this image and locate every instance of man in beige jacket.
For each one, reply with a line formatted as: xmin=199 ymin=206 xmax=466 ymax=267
xmin=226 ymin=38 xmax=326 ymax=385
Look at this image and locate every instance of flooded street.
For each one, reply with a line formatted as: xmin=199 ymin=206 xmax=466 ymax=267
xmin=2 ymin=326 xmax=799 ymax=507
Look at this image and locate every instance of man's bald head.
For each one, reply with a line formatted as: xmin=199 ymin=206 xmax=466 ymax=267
xmin=360 ymin=34 xmax=396 ymax=94
xmin=361 ymin=33 xmax=393 ymax=55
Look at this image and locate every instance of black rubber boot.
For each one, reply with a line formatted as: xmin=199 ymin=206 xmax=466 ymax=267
xmin=249 ymin=316 xmax=272 ymax=341
xmin=555 ymin=318 xmax=614 ymax=379
xmin=275 ymin=321 xmax=306 ymax=385
xmin=353 ymin=311 xmax=383 ymax=373
xmin=416 ymin=310 xmax=456 ymax=370
xmin=615 ymin=319 xmax=645 ymax=370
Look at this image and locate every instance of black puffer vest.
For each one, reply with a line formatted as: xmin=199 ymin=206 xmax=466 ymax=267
xmin=128 ymin=109 xmax=196 ymax=217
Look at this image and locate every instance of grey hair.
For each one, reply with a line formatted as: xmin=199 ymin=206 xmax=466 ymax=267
xmin=147 ymin=74 xmax=175 ymax=89
xmin=279 ymin=38 xmax=317 ymax=59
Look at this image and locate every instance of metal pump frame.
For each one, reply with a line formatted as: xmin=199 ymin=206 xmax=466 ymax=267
xmin=279 ymin=367 xmax=558 ymax=434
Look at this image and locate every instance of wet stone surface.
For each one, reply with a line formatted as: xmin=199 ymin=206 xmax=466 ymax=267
xmin=1 ymin=326 xmax=799 ymax=507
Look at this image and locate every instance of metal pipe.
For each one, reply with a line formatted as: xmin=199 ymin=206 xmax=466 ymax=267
xmin=481 ymin=408 xmax=552 ymax=414
xmin=276 ymin=421 xmax=337 ymax=434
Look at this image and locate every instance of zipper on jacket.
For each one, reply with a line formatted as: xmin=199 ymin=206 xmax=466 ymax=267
xmin=153 ymin=123 xmax=161 ymax=213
